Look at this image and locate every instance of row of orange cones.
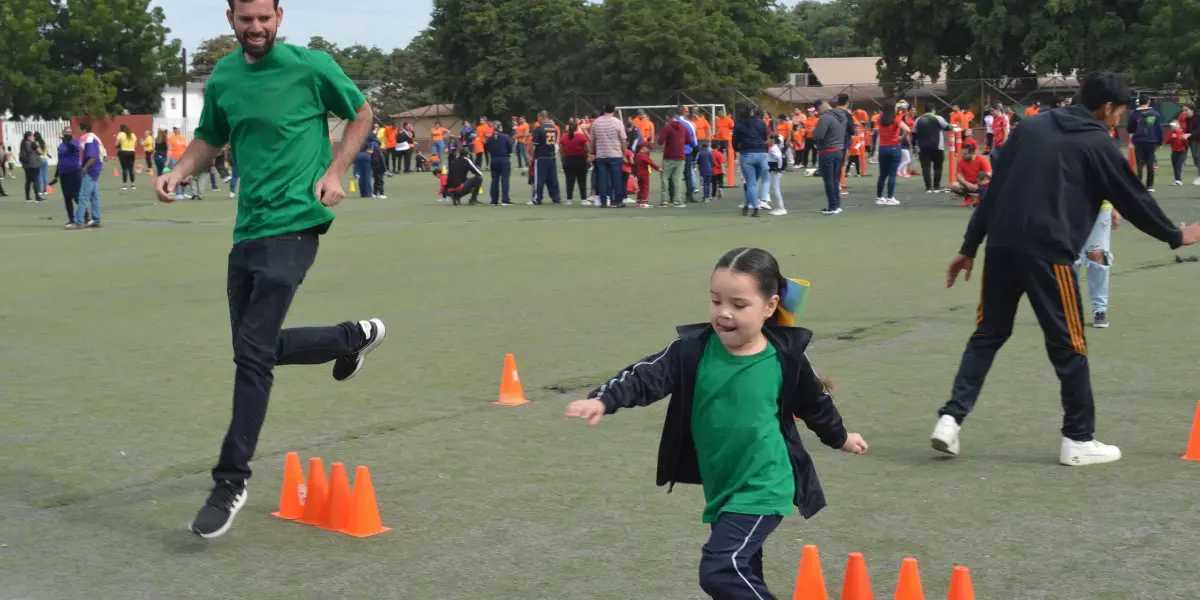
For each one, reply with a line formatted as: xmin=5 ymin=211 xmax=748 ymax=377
xmin=271 ymin=452 xmax=390 ymax=537
xmin=794 ymin=545 xmax=974 ymax=600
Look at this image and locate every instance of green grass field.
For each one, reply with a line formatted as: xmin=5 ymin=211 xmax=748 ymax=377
xmin=3 ymin=157 xmax=1200 ymax=600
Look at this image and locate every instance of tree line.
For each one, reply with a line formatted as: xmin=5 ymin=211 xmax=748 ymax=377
xmin=3 ymin=0 xmax=1195 ymax=121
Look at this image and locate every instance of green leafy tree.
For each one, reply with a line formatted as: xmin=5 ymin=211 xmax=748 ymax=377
xmin=691 ymin=0 xmax=810 ymax=84
xmin=792 ymin=0 xmax=878 ymax=59
xmin=0 ymin=0 xmax=57 ymax=119
xmin=191 ymin=35 xmax=239 ymax=76
xmin=1135 ymin=0 xmax=1200 ymax=90
xmin=45 ymin=0 xmax=182 ymax=116
xmin=65 ymin=68 xmax=120 ymax=118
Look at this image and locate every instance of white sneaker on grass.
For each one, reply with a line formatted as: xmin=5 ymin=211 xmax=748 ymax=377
xmin=769 ymin=208 xmax=787 ymax=216
xmin=1059 ymin=438 xmax=1121 ymax=466
xmin=931 ymin=414 xmax=961 ymax=456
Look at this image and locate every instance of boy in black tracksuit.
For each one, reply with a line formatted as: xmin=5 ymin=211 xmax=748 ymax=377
xmin=444 ymin=149 xmax=483 ymax=205
xmin=934 ymin=71 xmax=1200 ymax=466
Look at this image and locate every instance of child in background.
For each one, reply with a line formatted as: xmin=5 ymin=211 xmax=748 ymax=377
xmin=711 ymin=145 xmax=724 ymax=198
xmin=847 ymin=124 xmax=866 ymax=176
xmin=434 ymin=169 xmax=449 ymax=204
xmin=565 ymin=247 xmax=868 ymax=600
xmin=429 ymin=153 xmax=442 ymax=174
xmin=371 ymin=141 xmax=388 ymax=199
xmin=632 ymin=144 xmax=661 ymax=208
xmin=766 ymin=135 xmax=787 ymax=216
xmin=696 ymin=142 xmax=715 ymax=203
xmin=622 ymin=145 xmax=635 ymax=203
xmin=415 ymin=151 xmax=428 ymax=172
xmin=1167 ymin=121 xmax=1189 ymax=185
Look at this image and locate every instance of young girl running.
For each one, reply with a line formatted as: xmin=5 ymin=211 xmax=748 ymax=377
xmin=565 ymin=247 xmax=868 ymax=600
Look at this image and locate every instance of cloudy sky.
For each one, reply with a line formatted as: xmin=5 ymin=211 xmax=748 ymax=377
xmin=150 ymin=0 xmax=436 ymax=54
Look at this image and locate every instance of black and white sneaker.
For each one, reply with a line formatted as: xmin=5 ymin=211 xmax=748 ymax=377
xmin=1092 ymin=311 xmax=1109 ymax=328
xmin=189 ymin=480 xmax=248 ymax=539
xmin=332 ymin=318 xmax=386 ymax=382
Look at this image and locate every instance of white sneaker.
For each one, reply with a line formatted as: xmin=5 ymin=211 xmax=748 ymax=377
xmin=875 ymin=197 xmax=888 ymax=205
xmin=230 ymin=192 xmax=237 ymax=199
xmin=1059 ymin=438 xmax=1121 ymax=466
xmin=769 ymin=208 xmax=787 ymax=216
xmin=885 ymin=198 xmax=900 ymax=205
xmin=1193 ymin=177 xmax=1200 ymax=186
xmin=931 ymin=415 xmax=961 ymax=456
xmin=565 ymin=199 xmax=573 ymax=206
xmin=760 ymin=201 xmax=771 ymax=210
xmin=1174 ymin=180 xmax=1183 ymax=186
xmin=580 ymin=198 xmax=592 ymax=206
xmin=1147 ymin=188 xmax=1155 ymax=193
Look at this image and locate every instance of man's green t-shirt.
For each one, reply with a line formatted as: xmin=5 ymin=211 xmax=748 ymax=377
xmin=691 ymin=334 xmax=794 ymax=524
xmin=194 ymin=43 xmax=366 ymax=243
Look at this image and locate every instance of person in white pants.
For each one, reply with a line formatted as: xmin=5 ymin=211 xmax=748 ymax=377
xmin=1075 ymin=201 xmax=1119 ymax=328
xmin=766 ymin=135 xmax=786 ymax=215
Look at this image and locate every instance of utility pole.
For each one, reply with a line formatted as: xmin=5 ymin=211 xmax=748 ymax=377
xmin=182 ymin=47 xmax=188 ymax=119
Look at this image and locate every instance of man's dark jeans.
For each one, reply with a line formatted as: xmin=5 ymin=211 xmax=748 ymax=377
xmin=818 ymin=151 xmax=843 ymax=210
xmin=212 ymin=228 xmax=363 ymax=483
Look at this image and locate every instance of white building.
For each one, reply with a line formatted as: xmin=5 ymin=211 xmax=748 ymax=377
xmin=154 ymin=76 xmax=208 ymax=139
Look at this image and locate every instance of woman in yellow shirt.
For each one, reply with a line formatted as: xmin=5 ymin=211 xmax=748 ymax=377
xmin=115 ymin=124 xmax=138 ymax=189
xmin=141 ymin=130 xmax=155 ymax=174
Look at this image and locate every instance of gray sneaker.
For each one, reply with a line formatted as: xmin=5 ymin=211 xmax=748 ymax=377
xmin=1092 ymin=311 xmax=1109 ymax=328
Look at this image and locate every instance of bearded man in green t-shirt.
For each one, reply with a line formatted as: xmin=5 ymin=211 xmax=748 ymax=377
xmin=154 ymin=0 xmax=386 ymax=539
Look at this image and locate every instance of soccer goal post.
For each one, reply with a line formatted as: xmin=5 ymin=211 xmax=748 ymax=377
xmin=615 ymin=104 xmax=735 ymax=187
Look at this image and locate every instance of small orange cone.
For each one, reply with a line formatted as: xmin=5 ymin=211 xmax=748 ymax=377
xmin=839 ymin=552 xmax=874 ymax=600
xmin=946 ymin=566 xmax=975 ymax=600
xmin=270 ymin=451 xmax=305 ymax=520
xmin=45 ymin=185 xmax=53 ymax=194
xmin=793 ymin=544 xmax=829 ymax=600
xmin=893 ymin=557 xmax=925 ymax=600
xmin=321 ymin=462 xmax=354 ymax=532
xmin=494 ymin=353 xmax=529 ymax=406
xmin=298 ymin=457 xmax=330 ymax=525
xmin=113 ymin=167 xmax=120 ymax=177
xmin=343 ymin=465 xmax=391 ymax=537
xmin=1182 ymin=400 xmax=1200 ymax=461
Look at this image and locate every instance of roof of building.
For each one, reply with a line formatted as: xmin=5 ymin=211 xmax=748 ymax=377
xmin=393 ymin=104 xmax=455 ymax=119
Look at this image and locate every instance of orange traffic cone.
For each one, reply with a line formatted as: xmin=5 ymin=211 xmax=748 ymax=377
xmin=298 ymin=457 xmax=330 ymax=525
xmin=270 ymin=451 xmax=305 ymax=520
xmin=839 ymin=552 xmax=874 ymax=600
xmin=793 ymin=544 xmax=829 ymax=600
xmin=494 ymin=353 xmax=529 ymax=406
xmin=45 ymin=185 xmax=53 ymax=194
xmin=320 ymin=462 xmax=354 ymax=532
xmin=1182 ymin=400 xmax=1200 ymax=461
xmin=113 ymin=167 xmax=120 ymax=177
xmin=946 ymin=566 xmax=975 ymax=600
xmin=343 ymin=465 xmax=390 ymax=537
xmin=893 ymin=557 xmax=925 ymax=600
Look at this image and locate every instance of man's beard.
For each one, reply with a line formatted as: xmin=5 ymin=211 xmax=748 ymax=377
xmin=237 ymin=30 xmax=276 ymax=60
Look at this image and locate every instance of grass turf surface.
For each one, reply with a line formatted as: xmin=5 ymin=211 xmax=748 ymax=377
xmin=2 ymin=158 xmax=1200 ymax=599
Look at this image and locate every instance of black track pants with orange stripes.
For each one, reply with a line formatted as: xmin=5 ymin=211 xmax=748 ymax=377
xmin=939 ymin=246 xmax=1096 ymax=441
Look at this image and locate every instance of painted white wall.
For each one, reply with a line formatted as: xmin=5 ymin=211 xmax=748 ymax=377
xmin=154 ymin=85 xmax=206 ymax=120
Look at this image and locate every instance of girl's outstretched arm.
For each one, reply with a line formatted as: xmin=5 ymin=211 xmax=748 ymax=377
xmin=566 ymin=340 xmax=680 ymax=426
xmin=789 ymin=352 xmax=850 ymax=450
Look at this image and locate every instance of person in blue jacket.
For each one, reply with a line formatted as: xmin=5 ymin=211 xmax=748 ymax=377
xmin=696 ymin=141 xmax=716 ymax=202
xmin=485 ymin=120 xmax=514 ymax=205
xmin=1127 ymin=96 xmax=1164 ymax=191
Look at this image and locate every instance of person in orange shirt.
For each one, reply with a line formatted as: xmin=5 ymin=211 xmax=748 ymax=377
xmin=852 ymin=107 xmax=869 ymax=127
xmin=633 ymin=110 xmax=655 ymax=147
xmin=846 ymin=123 xmax=867 ymax=176
xmin=693 ymin=110 xmax=712 ymax=143
xmin=166 ymin=127 xmax=192 ymax=199
xmin=802 ymin=108 xmax=819 ymax=168
xmin=514 ymin=117 xmax=530 ymax=169
xmin=774 ymin=115 xmax=793 ymax=166
xmin=430 ymin=120 xmax=448 ymax=164
xmin=948 ymin=142 xmax=991 ymax=206
xmin=1024 ymin=101 xmax=1041 ymax=117
xmin=384 ymin=124 xmax=398 ymax=173
xmin=713 ymin=108 xmax=734 ymax=169
xmin=790 ymin=124 xmax=806 ymax=170
xmin=475 ymin=117 xmax=493 ymax=170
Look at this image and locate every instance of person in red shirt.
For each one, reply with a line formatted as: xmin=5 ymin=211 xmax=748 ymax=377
xmin=632 ymin=145 xmax=661 ymax=206
xmin=1167 ymin=121 xmax=1189 ymax=185
xmin=711 ymin=146 xmax=725 ymax=198
xmin=990 ymin=103 xmax=1010 ymax=152
xmin=656 ymin=108 xmax=690 ymax=206
xmin=559 ymin=119 xmax=590 ymax=204
xmin=949 ymin=143 xmax=992 ymax=206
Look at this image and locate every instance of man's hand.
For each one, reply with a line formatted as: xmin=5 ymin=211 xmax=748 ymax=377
xmin=1111 ymin=210 xmax=1121 ymax=230
xmin=1180 ymin=221 xmax=1200 ymax=246
xmin=565 ymin=398 xmax=607 ymax=427
xmin=946 ymin=253 xmax=974 ymax=288
xmin=315 ymin=172 xmax=345 ymax=207
xmin=154 ymin=170 xmax=192 ymax=203
xmin=840 ymin=432 xmax=869 ymax=454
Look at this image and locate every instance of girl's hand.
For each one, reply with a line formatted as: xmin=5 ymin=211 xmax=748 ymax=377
xmin=840 ymin=433 xmax=868 ymax=454
xmin=565 ymin=398 xmax=606 ymax=426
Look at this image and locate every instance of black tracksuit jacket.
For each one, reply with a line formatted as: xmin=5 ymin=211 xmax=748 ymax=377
xmin=960 ymin=105 xmax=1182 ymax=264
xmin=587 ymin=323 xmax=848 ymax=519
